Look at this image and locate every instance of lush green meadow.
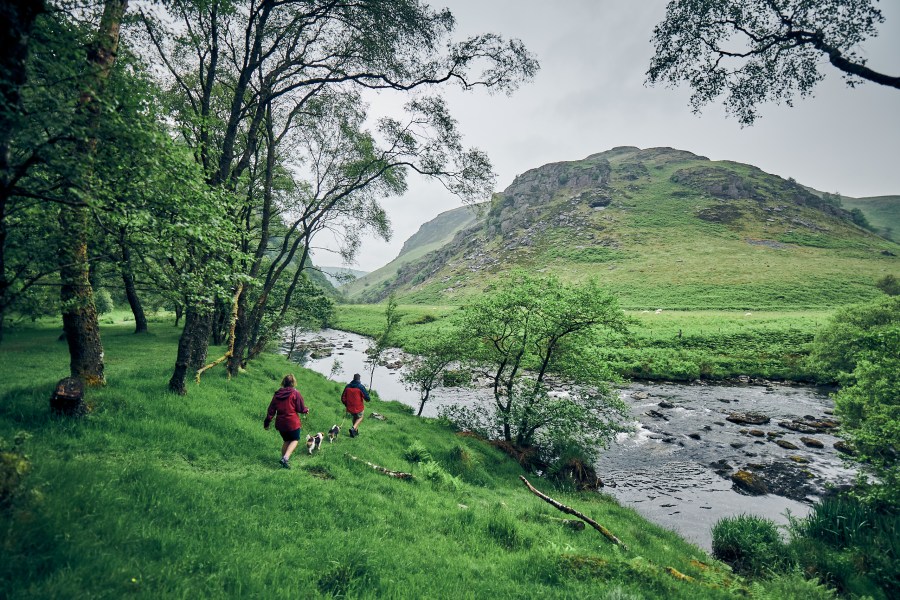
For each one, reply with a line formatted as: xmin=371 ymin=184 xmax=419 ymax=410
xmin=0 ymin=320 xmax=780 ymax=599
xmin=333 ymin=304 xmax=832 ymax=382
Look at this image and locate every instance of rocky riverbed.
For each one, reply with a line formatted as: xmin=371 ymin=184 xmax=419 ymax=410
xmin=286 ymin=329 xmax=857 ymax=549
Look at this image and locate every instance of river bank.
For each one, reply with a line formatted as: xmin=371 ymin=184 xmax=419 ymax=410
xmin=289 ymin=328 xmax=856 ymax=549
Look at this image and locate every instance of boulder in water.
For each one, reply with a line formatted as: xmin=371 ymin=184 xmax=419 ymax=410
xmin=834 ymin=440 xmax=856 ymax=455
xmin=775 ymin=440 xmax=799 ymax=450
xmin=731 ymin=470 xmax=767 ymax=495
xmin=727 ymin=412 xmax=770 ymax=425
xmin=657 ymin=400 xmax=675 ymax=409
xmin=800 ymin=437 xmax=824 ymax=448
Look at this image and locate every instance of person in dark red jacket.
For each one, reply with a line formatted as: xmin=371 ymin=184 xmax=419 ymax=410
xmin=264 ymin=374 xmax=308 ymax=468
xmin=341 ymin=373 xmax=369 ymax=438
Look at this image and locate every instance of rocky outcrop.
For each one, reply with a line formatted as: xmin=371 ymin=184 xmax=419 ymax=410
xmin=727 ymin=412 xmax=770 ymax=425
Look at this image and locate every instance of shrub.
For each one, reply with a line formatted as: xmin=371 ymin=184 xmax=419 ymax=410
xmin=403 ymin=440 xmax=432 ymax=464
xmin=419 ymin=460 xmax=461 ymax=492
xmin=94 ymin=289 xmax=115 ymax=315
xmin=711 ymin=514 xmax=789 ymax=577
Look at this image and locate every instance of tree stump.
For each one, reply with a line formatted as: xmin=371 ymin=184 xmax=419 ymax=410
xmin=50 ymin=377 xmax=86 ymax=416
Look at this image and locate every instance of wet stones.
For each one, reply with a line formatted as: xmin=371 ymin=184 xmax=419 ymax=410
xmin=775 ymin=440 xmax=799 ymax=450
xmin=726 ymin=412 xmax=770 ymax=426
xmin=688 ymin=433 xmax=702 ymax=440
xmin=779 ymin=418 xmax=839 ymax=434
xmin=789 ymin=456 xmax=810 ymax=464
xmin=645 ymin=410 xmax=669 ymax=421
xmin=632 ymin=391 xmax=650 ymax=400
xmin=748 ymin=430 xmax=765 ymax=437
xmin=657 ymin=400 xmax=675 ymax=409
xmin=800 ymin=437 xmax=824 ymax=448
xmin=834 ymin=440 xmax=856 ymax=455
xmin=731 ymin=470 xmax=767 ymax=495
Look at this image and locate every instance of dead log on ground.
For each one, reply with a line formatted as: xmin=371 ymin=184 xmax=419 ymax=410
xmin=520 ymin=475 xmax=627 ymax=550
xmin=347 ymin=454 xmax=413 ymax=480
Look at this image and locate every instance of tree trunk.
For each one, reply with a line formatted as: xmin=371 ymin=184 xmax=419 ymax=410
xmin=188 ymin=310 xmax=213 ymax=370
xmin=59 ymin=206 xmax=105 ymax=384
xmin=174 ymin=302 xmax=183 ymax=327
xmin=226 ymin=289 xmax=249 ymax=375
xmin=58 ymin=0 xmax=129 ymax=386
xmin=119 ymin=230 xmax=146 ymax=333
xmin=168 ymin=305 xmax=211 ymax=394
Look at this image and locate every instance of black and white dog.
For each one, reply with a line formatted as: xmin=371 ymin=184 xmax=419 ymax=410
xmin=306 ymin=432 xmax=324 ymax=454
xmin=328 ymin=424 xmax=341 ymax=443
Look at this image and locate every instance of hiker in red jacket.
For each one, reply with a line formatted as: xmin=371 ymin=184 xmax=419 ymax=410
xmin=341 ymin=373 xmax=369 ymax=438
xmin=264 ymin=374 xmax=308 ymax=469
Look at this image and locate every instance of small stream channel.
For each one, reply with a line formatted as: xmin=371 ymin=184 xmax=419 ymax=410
xmin=285 ymin=328 xmax=856 ymax=550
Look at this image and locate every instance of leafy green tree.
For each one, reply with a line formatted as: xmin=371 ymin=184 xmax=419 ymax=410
xmin=439 ymin=271 xmax=630 ymax=467
xmin=366 ymin=294 xmax=401 ymax=389
xmin=648 ymin=0 xmax=899 ymax=125
xmin=135 ymin=0 xmax=538 ymax=391
xmin=811 ymin=296 xmax=900 ymax=505
xmin=401 ymin=332 xmax=466 ymax=416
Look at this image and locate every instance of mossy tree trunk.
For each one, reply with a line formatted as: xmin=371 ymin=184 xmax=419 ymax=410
xmin=59 ymin=0 xmax=129 ymax=385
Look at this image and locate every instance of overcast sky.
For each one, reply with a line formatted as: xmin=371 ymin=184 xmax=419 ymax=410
xmin=314 ymin=0 xmax=900 ymax=272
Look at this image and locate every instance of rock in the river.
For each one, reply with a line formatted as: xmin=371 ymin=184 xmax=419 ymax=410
xmin=727 ymin=412 xmax=771 ymax=425
xmin=834 ymin=440 xmax=856 ymax=455
xmin=779 ymin=418 xmax=840 ymax=433
xmin=688 ymin=433 xmax=702 ymax=440
xmin=731 ymin=470 xmax=767 ymax=495
xmin=748 ymin=429 xmax=766 ymax=437
xmin=632 ymin=391 xmax=650 ymax=400
xmin=800 ymin=437 xmax=824 ymax=448
xmin=658 ymin=400 xmax=675 ymax=409
xmin=789 ymin=456 xmax=810 ymax=464
xmin=730 ymin=442 xmax=746 ymax=449
xmin=645 ymin=410 xmax=669 ymax=421
xmin=775 ymin=440 xmax=799 ymax=450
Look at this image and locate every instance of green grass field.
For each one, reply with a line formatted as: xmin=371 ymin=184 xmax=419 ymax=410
xmin=0 ymin=319 xmax=781 ymax=599
xmin=333 ymin=304 xmax=831 ymax=382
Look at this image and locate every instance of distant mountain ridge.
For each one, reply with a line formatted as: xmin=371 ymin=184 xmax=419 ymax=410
xmin=346 ymin=146 xmax=899 ymax=310
xmin=342 ymin=204 xmax=482 ymax=297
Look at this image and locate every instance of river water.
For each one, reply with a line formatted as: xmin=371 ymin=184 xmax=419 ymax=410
xmin=286 ymin=329 xmax=856 ymax=550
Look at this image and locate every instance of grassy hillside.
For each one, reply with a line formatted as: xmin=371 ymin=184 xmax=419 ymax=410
xmin=343 ymin=204 xmax=482 ymax=298
xmin=1 ymin=320 xmax=783 ymax=599
xmin=838 ymin=195 xmax=899 ymax=242
xmin=350 ymin=147 xmax=899 ymax=309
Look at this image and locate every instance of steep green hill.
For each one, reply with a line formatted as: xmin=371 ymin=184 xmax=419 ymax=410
xmin=838 ymin=195 xmax=899 ymax=242
xmin=350 ymin=147 xmax=899 ymax=309
xmin=343 ymin=204 xmax=482 ymax=297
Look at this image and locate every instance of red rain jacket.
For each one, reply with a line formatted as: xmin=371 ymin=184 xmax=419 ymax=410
xmin=264 ymin=387 xmax=308 ymax=431
xmin=341 ymin=381 xmax=369 ymax=414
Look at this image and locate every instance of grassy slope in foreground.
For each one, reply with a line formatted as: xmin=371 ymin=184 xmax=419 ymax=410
xmin=2 ymin=321 xmax=764 ymax=599
xmin=333 ymin=304 xmax=831 ymax=382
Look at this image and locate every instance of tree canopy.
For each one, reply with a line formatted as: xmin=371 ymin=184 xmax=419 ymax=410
xmin=647 ymin=0 xmax=899 ymax=125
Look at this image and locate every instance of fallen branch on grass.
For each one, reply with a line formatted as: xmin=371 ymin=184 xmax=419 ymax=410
xmin=519 ymin=475 xmax=627 ymax=550
xmin=347 ymin=454 xmax=413 ymax=480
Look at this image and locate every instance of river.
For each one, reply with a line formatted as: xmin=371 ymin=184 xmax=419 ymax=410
xmin=285 ymin=328 xmax=856 ymax=550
